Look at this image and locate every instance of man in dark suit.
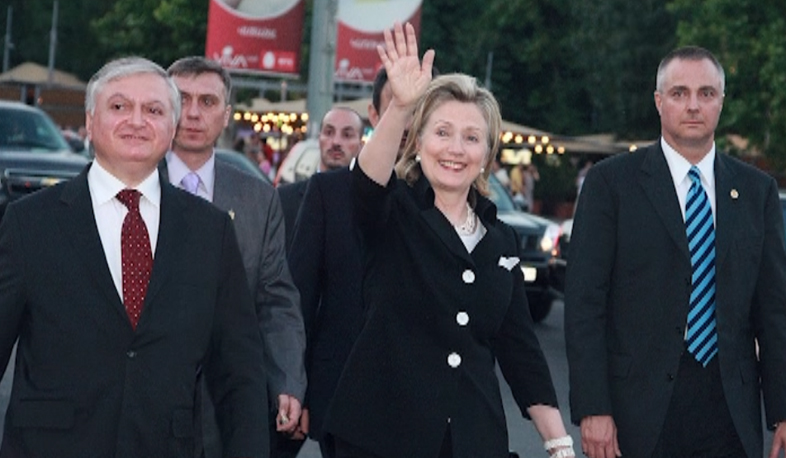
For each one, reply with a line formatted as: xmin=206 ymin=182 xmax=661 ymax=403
xmin=277 ymin=107 xmax=364 ymax=250
xmin=0 ymin=57 xmax=268 ymax=458
xmin=280 ymin=67 xmax=424 ymax=457
xmin=565 ymin=46 xmax=786 ymax=458
xmin=164 ymin=56 xmax=306 ymax=457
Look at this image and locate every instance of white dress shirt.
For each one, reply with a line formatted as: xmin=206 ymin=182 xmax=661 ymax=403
xmin=661 ymin=138 xmax=717 ymax=225
xmin=165 ymin=151 xmax=216 ymax=202
xmin=87 ymin=160 xmax=161 ymax=301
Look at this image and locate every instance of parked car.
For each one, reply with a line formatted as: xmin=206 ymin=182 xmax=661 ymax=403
xmin=487 ymin=174 xmax=563 ymax=322
xmin=0 ymin=101 xmax=90 ymax=219
xmin=214 ymin=148 xmax=271 ymax=184
xmin=274 ymin=139 xmax=319 ymax=186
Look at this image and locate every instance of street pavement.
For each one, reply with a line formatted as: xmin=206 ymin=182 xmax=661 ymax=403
xmin=0 ymin=299 xmax=775 ymax=456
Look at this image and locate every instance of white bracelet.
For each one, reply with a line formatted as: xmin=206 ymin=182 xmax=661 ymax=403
xmin=544 ymin=435 xmax=573 ymax=450
xmin=549 ymin=448 xmax=576 ymax=458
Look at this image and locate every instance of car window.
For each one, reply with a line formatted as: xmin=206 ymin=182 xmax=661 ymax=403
xmin=487 ymin=174 xmax=516 ymax=212
xmin=215 ymin=149 xmax=271 ymax=184
xmin=0 ymin=107 xmax=70 ymax=152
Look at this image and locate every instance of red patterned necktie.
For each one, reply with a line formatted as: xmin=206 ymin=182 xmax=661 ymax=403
xmin=116 ymin=189 xmax=152 ymax=329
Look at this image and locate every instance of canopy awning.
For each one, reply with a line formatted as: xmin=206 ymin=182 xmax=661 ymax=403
xmin=0 ymin=62 xmax=86 ymax=89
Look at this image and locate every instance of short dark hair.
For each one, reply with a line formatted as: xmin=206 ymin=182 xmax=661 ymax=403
xmin=167 ymin=56 xmax=232 ymax=103
xmin=371 ymin=68 xmax=389 ymax=114
xmin=656 ymin=46 xmax=725 ymax=93
xmin=371 ymin=65 xmax=440 ymax=114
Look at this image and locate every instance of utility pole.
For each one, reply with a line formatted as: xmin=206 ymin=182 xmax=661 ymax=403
xmin=47 ymin=0 xmax=58 ymax=86
xmin=2 ymin=6 xmax=13 ymax=73
xmin=305 ymin=0 xmax=338 ymax=139
xmin=484 ymin=51 xmax=494 ymax=91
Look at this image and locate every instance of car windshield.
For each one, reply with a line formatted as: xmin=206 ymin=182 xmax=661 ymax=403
xmin=0 ymin=107 xmax=70 ymax=152
xmin=487 ymin=174 xmax=517 ymax=212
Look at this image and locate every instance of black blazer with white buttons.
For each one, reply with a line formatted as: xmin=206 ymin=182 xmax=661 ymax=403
xmin=323 ymin=165 xmax=558 ymax=458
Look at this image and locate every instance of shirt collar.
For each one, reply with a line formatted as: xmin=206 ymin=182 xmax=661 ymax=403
xmin=661 ymin=137 xmax=716 ymax=189
xmin=411 ymin=174 xmax=497 ymax=225
xmin=165 ymin=150 xmax=216 ymax=196
xmin=87 ymin=159 xmax=161 ymax=208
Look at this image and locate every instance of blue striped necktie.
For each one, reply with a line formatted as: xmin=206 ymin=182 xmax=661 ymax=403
xmin=685 ymin=166 xmax=718 ymax=366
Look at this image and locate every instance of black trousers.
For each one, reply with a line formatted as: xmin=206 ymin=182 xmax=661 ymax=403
xmin=271 ymin=430 xmax=335 ymax=458
xmin=269 ymin=411 xmax=306 ymax=458
xmin=651 ymin=350 xmax=746 ymax=458
xmin=334 ymin=426 xmax=453 ymax=458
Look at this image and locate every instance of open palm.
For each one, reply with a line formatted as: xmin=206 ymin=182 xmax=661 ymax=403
xmin=377 ymin=22 xmax=435 ymax=111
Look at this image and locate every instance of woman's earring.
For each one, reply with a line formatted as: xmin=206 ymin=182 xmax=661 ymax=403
xmin=480 ymin=167 xmax=485 ymax=174
xmin=415 ymin=154 xmax=421 ymax=162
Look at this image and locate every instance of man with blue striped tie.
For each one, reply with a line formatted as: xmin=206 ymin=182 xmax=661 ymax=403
xmin=565 ymin=46 xmax=786 ymax=458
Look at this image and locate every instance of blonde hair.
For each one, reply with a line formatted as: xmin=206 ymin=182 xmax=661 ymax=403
xmin=395 ymin=73 xmax=502 ymax=196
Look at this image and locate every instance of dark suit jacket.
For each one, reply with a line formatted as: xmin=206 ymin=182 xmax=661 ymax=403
xmin=285 ymin=168 xmax=365 ymax=440
xmin=0 ymin=167 xmax=269 ymax=458
xmin=565 ymin=142 xmax=786 ymax=458
xmin=162 ymin=158 xmax=306 ymax=401
xmin=324 ymin=165 xmax=558 ymax=458
xmin=277 ymin=180 xmax=308 ymax=251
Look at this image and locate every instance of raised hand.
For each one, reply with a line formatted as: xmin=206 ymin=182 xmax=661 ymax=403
xmin=377 ymin=22 xmax=435 ymax=112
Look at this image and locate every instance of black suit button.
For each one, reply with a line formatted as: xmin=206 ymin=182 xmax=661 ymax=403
xmin=667 ymin=373 xmax=674 ymax=381
xmin=127 ymin=351 xmax=137 ymax=358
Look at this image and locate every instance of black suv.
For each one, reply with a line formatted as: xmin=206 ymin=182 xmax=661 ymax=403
xmin=487 ymin=174 xmax=563 ymax=322
xmin=0 ymin=101 xmax=89 ymax=218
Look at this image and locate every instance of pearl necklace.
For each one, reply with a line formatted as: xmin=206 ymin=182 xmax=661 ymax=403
xmin=455 ymin=202 xmax=477 ymax=236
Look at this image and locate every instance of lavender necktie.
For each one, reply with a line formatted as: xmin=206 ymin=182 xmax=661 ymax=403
xmin=181 ymin=172 xmax=200 ymax=195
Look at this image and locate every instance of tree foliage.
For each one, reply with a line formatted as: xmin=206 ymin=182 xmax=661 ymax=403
xmin=1 ymin=0 xmax=784 ymax=166
xmin=570 ymin=0 xmax=676 ymax=140
xmin=421 ymin=0 xmax=592 ymax=135
xmin=90 ymin=0 xmax=206 ymax=68
xmin=1 ymin=0 xmax=114 ymax=80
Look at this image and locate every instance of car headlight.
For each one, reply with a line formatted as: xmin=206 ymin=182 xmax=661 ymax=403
xmin=539 ymin=222 xmax=562 ymax=255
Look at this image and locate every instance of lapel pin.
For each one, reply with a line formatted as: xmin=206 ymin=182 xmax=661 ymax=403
xmin=228 ymin=209 xmax=235 ymax=220
xmin=730 ymin=189 xmax=739 ymax=200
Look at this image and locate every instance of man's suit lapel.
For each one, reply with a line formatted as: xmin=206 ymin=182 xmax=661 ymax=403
xmin=142 ymin=179 xmax=188 ymax=315
xmin=713 ymin=155 xmax=738 ymax=269
xmin=57 ymin=168 xmax=131 ymax=330
xmin=213 ymin=161 xmax=238 ymax=215
xmin=639 ymin=143 xmax=691 ymax=262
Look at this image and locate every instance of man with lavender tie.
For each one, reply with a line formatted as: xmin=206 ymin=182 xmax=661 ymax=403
xmin=163 ymin=56 xmax=306 ymax=458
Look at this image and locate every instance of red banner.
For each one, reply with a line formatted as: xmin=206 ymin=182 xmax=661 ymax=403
xmin=334 ymin=0 xmax=423 ymax=83
xmin=205 ymin=0 xmax=305 ymax=76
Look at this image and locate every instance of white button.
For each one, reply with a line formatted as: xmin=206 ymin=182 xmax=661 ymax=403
xmin=456 ymin=311 xmax=469 ymax=326
xmin=462 ymin=270 xmax=475 ymax=283
xmin=447 ymin=352 xmax=462 ymax=368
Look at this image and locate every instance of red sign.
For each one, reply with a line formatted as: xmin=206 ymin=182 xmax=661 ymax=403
xmin=334 ymin=0 xmax=423 ymax=83
xmin=205 ymin=0 xmax=305 ymax=76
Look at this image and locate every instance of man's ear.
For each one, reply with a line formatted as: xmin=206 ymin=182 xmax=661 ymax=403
xmin=367 ymin=103 xmax=380 ymax=128
xmin=653 ymin=91 xmax=662 ymax=116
